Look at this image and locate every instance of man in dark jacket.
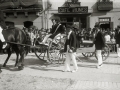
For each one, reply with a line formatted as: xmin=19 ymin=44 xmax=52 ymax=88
xmin=63 ymin=25 xmax=78 ymax=73
xmin=94 ymin=25 xmax=105 ymax=69
xmin=115 ymin=27 xmax=120 ymax=57
xmin=40 ymin=17 xmax=65 ymax=45
xmin=0 ymin=10 xmax=7 ymax=49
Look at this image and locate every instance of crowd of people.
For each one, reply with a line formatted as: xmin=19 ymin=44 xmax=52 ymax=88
xmin=74 ymin=27 xmax=117 ymax=43
xmin=23 ymin=26 xmax=118 ymax=48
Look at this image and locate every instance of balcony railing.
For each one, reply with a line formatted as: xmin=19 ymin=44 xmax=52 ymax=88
xmin=97 ymin=1 xmax=113 ymax=11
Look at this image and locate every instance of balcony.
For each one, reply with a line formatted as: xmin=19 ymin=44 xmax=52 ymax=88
xmin=97 ymin=1 xmax=113 ymax=11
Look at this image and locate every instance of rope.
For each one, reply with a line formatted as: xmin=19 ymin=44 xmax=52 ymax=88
xmin=6 ymin=41 xmax=48 ymax=49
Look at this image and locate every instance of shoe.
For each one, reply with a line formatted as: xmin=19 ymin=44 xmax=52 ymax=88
xmin=72 ymin=68 xmax=78 ymax=73
xmin=117 ymin=56 xmax=120 ymax=58
xmin=52 ymin=42 xmax=57 ymax=46
xmin=2 ymin=43 xmax=7 ymax=49
xmin=38 ymin=42 xmax=44 ymax=45
xmin=97 ymin=63 xmax=103 ymax=69
xmin=44 ymin=43 xmax=49 ymax=46
xmin=62 ymin=70 xmax=71 ymax=72
xmin=39 ymin=42 xmax=49 ymax=46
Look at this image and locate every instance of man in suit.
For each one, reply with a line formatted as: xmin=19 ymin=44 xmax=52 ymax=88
xmin=115 ymin=26 xmax=120 ymax=57
xmin=94 ymin=24 xmax=105 ymax=69
xmin=63 ymin=25 xmax=78 ymax=73
xmin=0 ymin=10 xmax=7 ymax=49
xmin=40 ymin=17 xmax=65 ymax=45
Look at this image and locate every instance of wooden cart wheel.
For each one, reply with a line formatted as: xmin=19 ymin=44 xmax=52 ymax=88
xmin=47 ymin=38 xmax=66 ymax=64
xmin=95 ymin=44 xmax=110 ymax=61
xmin=82 ymin=52 xmax=95 ymax=57
xmin=101 ymin=44 xmax=110 ymax=61
xmin=34 ymin=38 xmax=49 ymax=62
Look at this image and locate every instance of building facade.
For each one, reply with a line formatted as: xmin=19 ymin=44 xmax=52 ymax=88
xmin=1 ymin=0 xmax=44 ymax=29
xmin=1 ymin=0 xmax=120 ymax=30
xmin=47 ymin=0 xmax=120 ymax=30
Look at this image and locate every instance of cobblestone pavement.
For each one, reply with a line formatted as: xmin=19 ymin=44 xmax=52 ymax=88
xmin=0 ymin=74 xmax=74 ymax=90
xmin=0 ymin=52 xmax=120 ymax=90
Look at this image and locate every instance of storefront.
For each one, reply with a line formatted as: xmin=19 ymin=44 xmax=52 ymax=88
xmin=48 ymin=0 xmax=119 ymax=30
xmin=51 ymin=0 xmax=91 ymax=30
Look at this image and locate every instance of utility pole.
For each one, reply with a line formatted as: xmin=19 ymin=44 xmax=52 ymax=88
xmin=42 ymin=0 xmax=51 ymax=29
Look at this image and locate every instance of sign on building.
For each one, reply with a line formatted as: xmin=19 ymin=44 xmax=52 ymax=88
xmin=58 ymin=7 xmax=88 ymax=13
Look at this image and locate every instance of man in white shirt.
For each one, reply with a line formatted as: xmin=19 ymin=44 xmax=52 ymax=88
xmin=104 ymin=32 xmax=111 ymax=42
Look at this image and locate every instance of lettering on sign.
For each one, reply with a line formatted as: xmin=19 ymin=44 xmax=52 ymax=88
xmin=58 ymin=7 xmax=88 ymax=13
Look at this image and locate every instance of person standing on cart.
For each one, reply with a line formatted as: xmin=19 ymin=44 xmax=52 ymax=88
xmin=0 ymin=10 xmax=8 ymax=49
xmin=40 ymin=16 xmax=65 ymax=45
xmin=94 ymin=24 xmax=105 ymax=69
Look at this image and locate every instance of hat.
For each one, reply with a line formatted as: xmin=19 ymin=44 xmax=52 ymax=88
xmin=23 ymin=21 xmax=33 ymax=28
xmin=72 ymin=24 xmax=79 ymax=29
xmin=117 ymin=25 xmax=120 ymax=29
xmin=66 ymin=25 xmax=72 ymax=28
xmin=5 ymin=21 xmax=14 ymax=28
xmin=94 ymin=22 xmax=100 ymax=28
xmin=49 ymin=16 xmax=60 ymax=22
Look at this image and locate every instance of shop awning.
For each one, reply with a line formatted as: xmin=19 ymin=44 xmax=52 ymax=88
xmin=0 ymin=0 xmax=43 ymax=9
xmin=52 ymin=13 xmax=91 ymax=17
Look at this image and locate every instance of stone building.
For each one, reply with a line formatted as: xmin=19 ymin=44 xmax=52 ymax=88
xmin=1 ymin=0 xmax=120 ymax=30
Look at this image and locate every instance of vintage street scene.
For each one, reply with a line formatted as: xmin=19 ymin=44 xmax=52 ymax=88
xmin=0 ymin=0 xmax=120 ymax=90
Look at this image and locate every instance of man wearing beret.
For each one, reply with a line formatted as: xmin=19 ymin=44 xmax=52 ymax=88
xmin=63 ymin=25 xmax=78 ymax=72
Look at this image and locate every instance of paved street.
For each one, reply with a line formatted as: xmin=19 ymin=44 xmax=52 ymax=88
xmin=0 ymin=51 xmax=120 ymax=90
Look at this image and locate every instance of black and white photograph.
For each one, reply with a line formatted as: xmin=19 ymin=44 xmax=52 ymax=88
xmin=0 ymin=0 xmax=120 ymax=90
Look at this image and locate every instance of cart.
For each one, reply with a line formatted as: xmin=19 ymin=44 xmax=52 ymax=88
xmin=23 ymin=21 xmax=110 ymax=64
xmin=34 ymin=34 xmax=66 ymax=64
xmin=79 ymin=40 xmax=110 ymax=61
xmin=23 ymin=21 xmax=66 ymax=64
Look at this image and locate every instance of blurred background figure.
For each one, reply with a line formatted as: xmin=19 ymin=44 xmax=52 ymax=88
xmin=115 ymin=26 xmax=120 ymax=57
xmin=104 ymin=32 xmax=111 ymax=43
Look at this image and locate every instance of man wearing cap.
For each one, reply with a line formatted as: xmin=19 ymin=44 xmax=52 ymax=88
xmin=40 ymin=17 xmax=65 ymax=45
xmin=0 ymin=10 xmax=7 ymax=49
xmin=63 ymin=25 xmax=78 ymax=73
xmin=94 ymin=24 xmax=105 ymax=69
